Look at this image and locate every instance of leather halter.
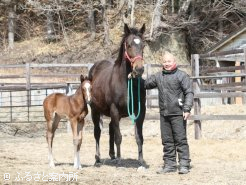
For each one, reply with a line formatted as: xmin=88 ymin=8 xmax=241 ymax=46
xmin=124 ymin=42 xmax=143 ymax=66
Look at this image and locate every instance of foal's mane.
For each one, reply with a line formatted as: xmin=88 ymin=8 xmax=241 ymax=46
xmin=115 ymin=27 xmax=144 ymax=66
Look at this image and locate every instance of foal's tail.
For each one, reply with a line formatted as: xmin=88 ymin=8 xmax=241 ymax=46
xmin=43 ymin=95 xmax=54 ymax=122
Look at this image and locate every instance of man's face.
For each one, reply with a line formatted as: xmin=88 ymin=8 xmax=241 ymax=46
xmin=162 ymin=57 xmax=176 ymax=70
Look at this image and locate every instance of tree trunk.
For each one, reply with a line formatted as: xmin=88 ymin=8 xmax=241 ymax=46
xmin=45 ymin=5 xmax=56 ymax=42
xmin=130 ymin=0 xmax=135 ymax=27
xmin=101 ymin=0 xmax=110 ymax=45
xmin=8 ymin=7 xmax=15 ymax=49
xmin=87 ymin=0 xmax=96 ymax=40
xmin=150 ymin=0 xmax=165 ymax=39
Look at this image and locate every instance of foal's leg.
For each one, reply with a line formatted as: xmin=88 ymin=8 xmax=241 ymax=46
xmin=71 ymin=118 xmax=84 ymax=169
xmin=109 ymin=120 xmax=115 ymax=160
xmin=46 ymin=113 xmax=60 ymax=168
xmin=91 ymin=108 xmax=101 ymax=164
xmin=110 ymin=104 xmax=122 ymax=164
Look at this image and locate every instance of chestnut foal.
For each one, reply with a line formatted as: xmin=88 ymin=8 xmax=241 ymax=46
xmin=43 ymin=75 xmax=91 ymax=169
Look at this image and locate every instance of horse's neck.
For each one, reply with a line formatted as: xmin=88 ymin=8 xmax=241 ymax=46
xmin=114 ymin=59 xmax=131 ymax=83
xmin=73 ymin=87 xmax=84 ymax=103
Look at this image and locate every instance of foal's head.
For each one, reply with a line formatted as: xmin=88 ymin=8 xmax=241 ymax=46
xmin=123 ymin=23 xmax=145 ymax=78
xmin=80 ymin=75 xmax=92 ymax=104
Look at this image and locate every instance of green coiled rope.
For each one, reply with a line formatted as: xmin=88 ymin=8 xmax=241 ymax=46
xmin=127 ymin=77 xmax=141 ymax=124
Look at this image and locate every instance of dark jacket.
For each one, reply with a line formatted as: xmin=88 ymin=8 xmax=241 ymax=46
xmin=144 ymin=68 xmax=194 ymax=116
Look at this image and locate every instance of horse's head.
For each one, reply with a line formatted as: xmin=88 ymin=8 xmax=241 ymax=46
xmin=124 ymin=23 xmax=145 ymax=78
xmin=80 ymin=75 xmax=92 ymax=104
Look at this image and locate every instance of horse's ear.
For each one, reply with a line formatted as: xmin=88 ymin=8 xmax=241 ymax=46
xmin=139 ymin=23 xmax=146 ymax=34
xmin=124 ymin=23 xmax=130 ymax=35
xmin=80 ymin=74 xmax=84 ymax=82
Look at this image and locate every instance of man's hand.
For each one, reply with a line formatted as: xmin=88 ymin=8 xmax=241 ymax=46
xmin=183 ymin=112 xmax=190 ymax=120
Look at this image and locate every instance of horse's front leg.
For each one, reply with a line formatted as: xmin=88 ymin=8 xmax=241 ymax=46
xmin=110 ymin=104 xmax=122 ymax=164
xmin=109 ymin=120 xmax=115 ymax=160
xmin=71 ymin=118 xmax=84 ymax=169
xmin=135 ymin=105 xmax=146 ymax=166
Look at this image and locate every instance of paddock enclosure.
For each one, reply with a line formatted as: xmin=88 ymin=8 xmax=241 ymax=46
xmin=1 ymin=49 xmax=246 ymax=184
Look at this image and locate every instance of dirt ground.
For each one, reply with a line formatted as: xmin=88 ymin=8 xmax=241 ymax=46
xmin=1 ymin=105 xmax=246 ymax=185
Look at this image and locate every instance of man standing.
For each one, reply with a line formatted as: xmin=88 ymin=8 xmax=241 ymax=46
xmin=144 ymin=51 xmax=193 ymax=174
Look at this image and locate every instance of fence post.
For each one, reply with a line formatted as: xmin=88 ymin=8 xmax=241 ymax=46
xmin=243 ymin=48 xmax=246 ymax=104
xmin=26 ymin=63 xmax=31 ymax=122
xmin=192 ymin=54 xmax=202 ymax=139
xmin=10 ymin=91 xmax=13 ymax=122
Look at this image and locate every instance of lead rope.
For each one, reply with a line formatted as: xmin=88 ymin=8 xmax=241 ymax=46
xmin=127 ymin=77 xmax=141 ymax=124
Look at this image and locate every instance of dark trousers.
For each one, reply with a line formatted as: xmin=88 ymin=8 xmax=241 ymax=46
xmin=160 ymin=114 xmax=190 ymax=167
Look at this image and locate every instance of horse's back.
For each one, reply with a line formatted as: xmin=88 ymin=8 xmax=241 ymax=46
xmin=89 ymin=60 xmax=113 ymax=80
xmin=43 ymin=93 xmax=68 ymax=113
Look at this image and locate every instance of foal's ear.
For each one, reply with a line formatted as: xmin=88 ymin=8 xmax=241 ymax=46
xmin=80 ymin=74 xmax=85 ymax=82
xmin=139 ymin=23 xmax=146 ymax=34
xmin=124 ymin=24 xmax=130 ymax=35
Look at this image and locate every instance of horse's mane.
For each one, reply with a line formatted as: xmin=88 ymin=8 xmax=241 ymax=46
xmin=115 ymin=27 xmax=143 ymax=66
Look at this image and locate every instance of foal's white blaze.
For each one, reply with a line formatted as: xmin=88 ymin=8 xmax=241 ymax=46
xmin=84 ymin=82 xmax=91 ymax=102
xmin=134 ymin=38 xmax=140 ymax=44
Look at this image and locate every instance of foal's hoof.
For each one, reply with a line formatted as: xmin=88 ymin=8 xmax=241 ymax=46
xmin=74 ymin=164 xmax=82 ymax=170
xmin=49 ymin=163 xmax=55 ymax=168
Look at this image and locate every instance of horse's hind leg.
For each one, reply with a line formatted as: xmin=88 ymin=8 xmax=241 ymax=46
xmin=46 ymin=113 xmax=60 ymax=168
xmin=71 ymin=118 xmax=84 ymax=169
xmin=91 ymin=108 xmax=101 ymax=164
xmin=110 ymin=104 xmax=122 ymax=164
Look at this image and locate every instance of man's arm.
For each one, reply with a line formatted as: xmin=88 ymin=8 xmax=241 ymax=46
xmin=144 ymin=74 xmax=158 ymax=89
xmin=181 ymin=74 xmax=194 ymax=113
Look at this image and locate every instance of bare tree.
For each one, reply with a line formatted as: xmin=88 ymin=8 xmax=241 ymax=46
xmin=101 ymin=0 xmax=111 ymax=45
xmin=149 ymin=0 xmax=167 ymax=39
xmin=87 ymin=0 xmax=96 ymax=40
xmin=45 ymin=5 xmax=56 ymax=42
xmin=8 ymin=6 xmax=15 ymax=49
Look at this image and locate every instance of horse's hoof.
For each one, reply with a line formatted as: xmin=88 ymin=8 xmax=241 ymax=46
xmin=94 ymin=160 xmax=102 ymax=167
xmin=137 ymin=166 xmax=147 ymax=172
xmin=110 ymin=156 xmax=116 ymax=160
xmin=116 ymin=158 xmax=121 ymax=165
xmin=139 ymin=159 xmax=147 ymax=167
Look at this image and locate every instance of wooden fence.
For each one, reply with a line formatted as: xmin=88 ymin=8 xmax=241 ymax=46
xmin=0 ymin=63 xmax=173 ymax=123
xmin=0 ymin=53 xmax=246 ymax=139
xmin=191 ymin=48 xmax=246 ymax=139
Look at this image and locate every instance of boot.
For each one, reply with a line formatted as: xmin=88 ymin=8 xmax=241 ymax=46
xmin=178 ymin=159 xmax=191 ymax=174
xmin=156 ymin=165 xmax=177 ymax=174
xmin=178 ymin=166 xmax=190 ymax=174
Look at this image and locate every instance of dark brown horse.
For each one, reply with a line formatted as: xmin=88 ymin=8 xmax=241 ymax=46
xmin=88 ymin=24 xmax=146 ymax=166
xmin=43 ymin=75 xmax=91 ymax=169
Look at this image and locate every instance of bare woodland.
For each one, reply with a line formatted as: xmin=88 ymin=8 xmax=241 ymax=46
xmin=0 ymin=0 xmax=245 ymax=62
